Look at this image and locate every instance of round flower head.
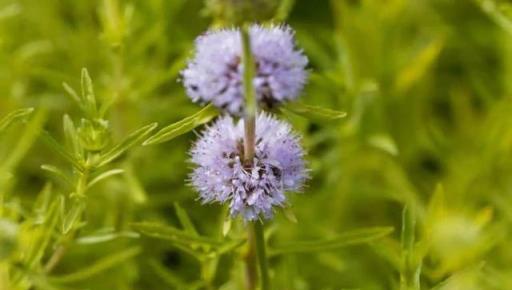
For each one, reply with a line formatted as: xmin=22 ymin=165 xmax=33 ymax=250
xmin=182 ymin=25 xmax=308 ymax=116
xmin=190 ymin=113 xmax=307 ymax=221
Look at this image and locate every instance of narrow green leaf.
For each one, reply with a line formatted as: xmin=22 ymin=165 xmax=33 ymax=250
xmin=50 ymin=247 xmax=141 ymax=283
xmin=212 ymin=238 xmax=246 ymax=257
xmin=80 ymin=68 xmax=97 ymax=117
xmin=62 ymin=115 xmax=82 ymax=160
xmin=2 ymin=109 xmax=46 ymax=171
xmin=368 ymin=134 xmax=399 ymax=156
xmin=76 ymin=230 xmax=139 ymax=245
xmin=143 ymin=105 xmax=218 ymax=146
xmin=123 ymin=163 xmax=148 ymax=204
xmin=394 ymin=38 xmax=443 ymax=93
xmin=62 ymin=200 xmax=86 ymax=234
xmin=58 ymin=195 xmax=66 ymax=231
xmin=133 ymin=222 xmax=245 ymax=259
xmin=26 ymin=198 xmax=61 ymax=269
xmin=41 ymin=165 xmax=74 ymax=189
xmin=479 ymin=0 xmax=512 ymax=37
xmin=174 ymin=203 xmax=199 ymax=236
xmin=41 ymin=131 xmax=85 ymax=171
xmin=283 ymin=102 xmax=347 ymax=121
xmin=401 ymin=206 xmax=415 ymax=255
xmin=132 ymin=222 xmax=223 ymax=246
xmin=282 ymin=207 xmax=298 ymax=223
xmin=32 ymin=183 xmax=54 ymax=223
xmin=0 ymin=107 xmax=34 ymax=133
xmin=269 ymin=226 xmax=394 ymax=256
xmin=222 ymin=217 xmax=232 ymax=237
xmin=81 ymin=68 xmax=94 ymax=101
xmin=274 ymin=0 xmax=295 ymax=21
xmin=9 ymin=191 xmax=61 ymax=286
xmin=62 ymin=82 xmax=81 ymax=105
xmin=95 ymin=122 xmax=158 ymax=168
xmin=400 ymin=205 xmax=421 ymax=290
xmin=87 ymin=169 xmax=124 ymax=188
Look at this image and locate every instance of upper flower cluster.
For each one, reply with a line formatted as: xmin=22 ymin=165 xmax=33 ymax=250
xmin=182 ymin=25 xmax=308 ymax=116
xmin=190 ymin=113 xmax=307 ymax=221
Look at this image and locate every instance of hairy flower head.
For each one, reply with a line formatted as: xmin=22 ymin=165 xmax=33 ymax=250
xmin=182 ymin=25 xmax=308 ymax=115
xmin=190 ymin=113 xmax=307 ymax=221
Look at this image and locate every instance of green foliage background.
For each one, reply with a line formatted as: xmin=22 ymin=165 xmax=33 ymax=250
xmin=2 ymin=0 xmax=512 ymax=289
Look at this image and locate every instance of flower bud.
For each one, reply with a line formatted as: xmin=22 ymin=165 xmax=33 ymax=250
xmin=78 ymin=118 xmax=110 ymax=152
xmin=182 ymin=24 xmax=308 ymax=116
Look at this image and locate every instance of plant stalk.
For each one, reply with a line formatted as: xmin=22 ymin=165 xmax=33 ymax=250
xmin=253 ymin=221 xmax=270 ymax=290
xmin=241 ymin=24 xmax=270 ymax=290
xmin=44 ymin=167 xmax=89 ymax=273
xmin=244 ymin=225 xmax=257 ymax=290
xmin=241 ymin=24 xmax=257 ymax=165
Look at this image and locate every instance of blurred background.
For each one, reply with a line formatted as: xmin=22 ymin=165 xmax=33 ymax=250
xmin=1 ymin=0 xmax=512 ymax=289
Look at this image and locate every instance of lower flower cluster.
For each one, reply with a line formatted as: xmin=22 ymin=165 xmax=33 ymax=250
xmin=190 ymin=113 xmax=307 ymax=221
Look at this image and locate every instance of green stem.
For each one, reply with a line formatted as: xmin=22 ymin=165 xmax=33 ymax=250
xmin=253 ymin=222 xmax=270 ymax=290
xmin=76 ymin=168 xmax=90 ymax=197
xmin=241 ymin=24 xmax=270 ymax=290
xmin=244 ymin=226 xmax=257 ymax=290
xmin=241 ymin=24 xmax=258 ymax=290
xmin=241 ymin=24 xmax=257 ymax=165
xmin=44 ymin=167 xmax=89 ymax=273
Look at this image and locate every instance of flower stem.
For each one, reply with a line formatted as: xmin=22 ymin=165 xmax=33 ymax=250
xmin=244 ymin=226 xmax=257 ymax=290
xmin=253 ymin=221 xmax=270 ymax=290
xmin=241 ymin=23 xmax=257 ymax=290
xmin=241 ymin=24 xmax=257 ymax=165
xmin=240 ymin=24 xmax=271 ymax=290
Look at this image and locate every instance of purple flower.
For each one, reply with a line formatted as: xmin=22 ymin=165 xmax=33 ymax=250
xmin=182 ymin=24 xmax=309 ymax=116
xmin=190 ymin=113 xmax=307 ymax=221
